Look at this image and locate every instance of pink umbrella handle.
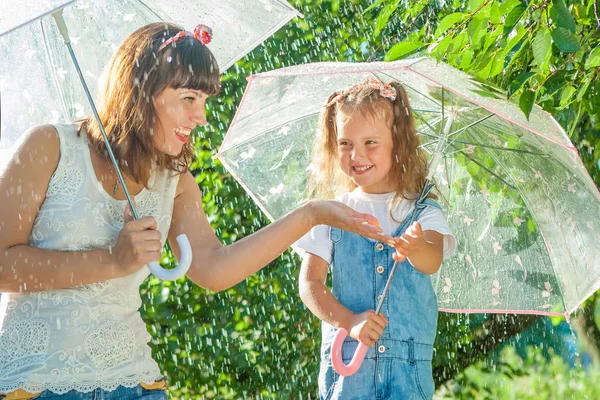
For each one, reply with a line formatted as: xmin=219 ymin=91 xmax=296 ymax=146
xmin=331 ymin=328 xmax=368 ymax=377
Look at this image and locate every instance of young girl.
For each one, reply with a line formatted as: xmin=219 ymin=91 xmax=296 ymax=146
xmin=296 ymin=78 xmax=456 ymax=400
xmin=0 ymin=25 xmax=391 ymax=399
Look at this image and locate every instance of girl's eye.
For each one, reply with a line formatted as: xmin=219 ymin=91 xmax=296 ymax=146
xmin=338 ymin=141 xmax=350 ymax=147
xmin=366 ymin=140 xmax=376 ymax=145
xmin=184 ymin=97 xmax=195 ymax=102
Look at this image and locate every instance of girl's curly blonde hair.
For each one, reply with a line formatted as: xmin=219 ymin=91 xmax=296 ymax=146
xmin=308 ymin=80 xmax=433 ymax=211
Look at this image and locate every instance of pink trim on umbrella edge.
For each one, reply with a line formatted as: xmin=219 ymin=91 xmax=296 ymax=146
xmin=439 ymin=307 xmax=569 ymax=319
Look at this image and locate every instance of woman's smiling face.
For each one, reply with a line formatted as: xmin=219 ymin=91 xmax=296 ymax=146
xmin=152 ymin=87 xmax=208 ymax=155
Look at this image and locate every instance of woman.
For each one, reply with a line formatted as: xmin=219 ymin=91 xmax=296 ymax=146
xmin=0 ymin=23 xmax=390 ymax=399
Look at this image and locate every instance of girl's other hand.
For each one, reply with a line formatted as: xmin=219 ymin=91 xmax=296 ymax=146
xmin=392 ymin=221 xmax=424 ymax=262
xmin=111 ymin=203 xmax=162 ymax=275
xmin=306 ymin=200 xmax=394 ymax=244
xmin=348 ymin=310 xmax=388 ymax=347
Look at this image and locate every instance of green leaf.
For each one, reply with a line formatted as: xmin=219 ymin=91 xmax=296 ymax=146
xmin=560 ymin=85 xmax=576 ymax=107
xmin=469 ymin=0 xmax=484 ymax=12
xmin=508 ymin=72 xmax=536 ymax=97
xmin=585 ymin=46 xmax=600 ymax=69
xmin=434 ymin=12 xmax=465 ymax=39
xmin=576 ymin=78 xmax=592 ymax=102
xmin=551 ymin=27 xmax=581 ymax=52
xmin=433 ymin=35 xmax=454 ymax=59
xmin=374 ymin=0 xmax=400 ymax=37
xmin=519 ymin=90 xmax=536 ymax=119
xmin=490 ymin=1 xmax=501 ymax=24
xmin=384 ymin=40 xmax=424 ymax=61
xmin=504 ymin=2 xmax=527 ymax=34
xmin=550 ymin=0 xmax=576 ymax=33
xmin=459 ymin=50 xmax=475 ymax=69
xmin=532 ymin=28 xmax=552 ymax=70
xmin=362 ymin=0 xmax=385 ymax=14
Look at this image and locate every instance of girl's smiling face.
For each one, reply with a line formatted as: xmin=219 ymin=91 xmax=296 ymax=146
xmin=336 ymin=110 xmax=395 ymax=194
xmin=153 ymin=87 xmax=208 ymax=155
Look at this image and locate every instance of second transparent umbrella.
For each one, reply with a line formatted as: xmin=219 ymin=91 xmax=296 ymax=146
xmin=216 ymin=58 xmax=600 ymax=371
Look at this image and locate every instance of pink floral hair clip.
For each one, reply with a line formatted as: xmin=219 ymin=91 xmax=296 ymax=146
xmin=158 ymin=24 xmax=213 ymax=52
xmin=325 ymin=77 xmax=397 ymax=107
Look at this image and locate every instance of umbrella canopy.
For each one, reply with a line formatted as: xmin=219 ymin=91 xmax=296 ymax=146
xmin=0 ymin=0 xmax=300 ymax=149
xmin=216 ymin=57 xmax=600 ymax=317
xmin=0 ymin=0 xmax=76 ymax=36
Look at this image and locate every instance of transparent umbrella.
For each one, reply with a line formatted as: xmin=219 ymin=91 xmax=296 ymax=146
xmin=0 ymin=0 xmax=301 ymax=149
xmin=0 ymin=0 xmax=300 ymax=279
xmin=217 ymin=57 xmax=600 ymax=317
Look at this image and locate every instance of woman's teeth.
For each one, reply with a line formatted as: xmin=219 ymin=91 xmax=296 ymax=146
xmin=174 ymin=127 xmax=191 ymax=136
xmin=174 ymin=127 xmax=191 ymax=143
xmin=353 ymin=165 xmax=373 ymax=172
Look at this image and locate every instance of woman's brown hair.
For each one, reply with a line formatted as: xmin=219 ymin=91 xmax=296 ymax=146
xmin=309 ymin=80 xmax=433 ymax=211
xmin=79 ymin=22 xmax=221 ymax=187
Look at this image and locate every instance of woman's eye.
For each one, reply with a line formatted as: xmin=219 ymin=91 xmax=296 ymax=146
xmin=366 ymin=140 xmax=376 ymax=145
xmin=184 ymin=96 xmax=195 ymax=102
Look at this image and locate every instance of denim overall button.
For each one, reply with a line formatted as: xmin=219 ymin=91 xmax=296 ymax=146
xmin=378 ymin=345 xmax=386 ymax=353
xmin=377 ymin=295 xmax=383 ymax=302
xmin=376 ymin=265 xmax=384 ymax=274
xmin=375 ymin=243 xmax=384 ymax=251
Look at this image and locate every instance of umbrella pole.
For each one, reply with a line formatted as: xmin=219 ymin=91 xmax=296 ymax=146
xmin=51 ymin=10 xmax=138 ymax=219
xmin=375 ymin=110 xmax=455 ymax=314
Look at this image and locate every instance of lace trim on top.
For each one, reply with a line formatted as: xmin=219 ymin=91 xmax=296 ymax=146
xmin=0 ymin=124 xmax=180 ymax=394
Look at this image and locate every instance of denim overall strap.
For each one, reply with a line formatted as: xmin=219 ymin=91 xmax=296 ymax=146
xmin=325 ymin=197 xmax=442 ymax=348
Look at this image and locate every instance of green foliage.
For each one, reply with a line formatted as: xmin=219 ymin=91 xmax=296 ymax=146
xmin=382 ymin=0 xmax=599 ymax=185
xmin=137 ymin=1 xmax=600 ymax=398
xmin=436 ymin=346 xmax=600 ymax=399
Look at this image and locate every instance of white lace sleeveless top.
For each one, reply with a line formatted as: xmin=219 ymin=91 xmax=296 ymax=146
xmin=0 ymin=124 xmax=180 ymax=394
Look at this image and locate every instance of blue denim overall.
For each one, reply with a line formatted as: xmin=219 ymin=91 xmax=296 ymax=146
xmin=319 ymin=199 xmax=441 ymax=400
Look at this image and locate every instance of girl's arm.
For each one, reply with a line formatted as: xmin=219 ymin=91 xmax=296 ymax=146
xmin=0 ymin=126 xmax=160 ymax=292
xmin=393 ymin=222 xmax=444 ymax=274
xmin=299 ymin=252 xmax=387 ymax=347
xmin=168 ymin=171 xmax=392 ymax=292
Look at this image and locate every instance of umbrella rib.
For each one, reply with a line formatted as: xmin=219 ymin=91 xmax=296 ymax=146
xmin=40 ymin=20 xmax=71 ymax=124
xmin=466 ymin=129 xmax=570 ymax=314
xmin=450 ymin=140 xmax=548 ymax=156
xmin=414 ymin=113 xmax=442 ymax=137
xmin=449 ymin=143 xmax=516 ymax=190
xmin=446 ymin=113 xmax=496 ymax=140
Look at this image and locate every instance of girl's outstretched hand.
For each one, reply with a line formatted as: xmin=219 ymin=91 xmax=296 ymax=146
xmin=306 ymin=200 xmax=394 ymax=243
xmin=392 ymin=221 xmax=425 ymax=262
xmin=349 ymin=310 xmax=388 ymax=347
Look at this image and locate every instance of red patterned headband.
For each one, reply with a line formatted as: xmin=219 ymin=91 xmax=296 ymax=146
xmin=325 ymin=77 xmax=397 ymax=107
xmin=158 ymin=24 xmax=213 ymax=51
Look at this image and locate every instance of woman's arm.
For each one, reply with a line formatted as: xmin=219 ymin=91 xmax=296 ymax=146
xmin=168 ymin=171 xmax=392 ymax=292
xmin=299 ymin=253 xmax=387 ymax=346
xmin=0 ymin=125 xmax=157 ymax=292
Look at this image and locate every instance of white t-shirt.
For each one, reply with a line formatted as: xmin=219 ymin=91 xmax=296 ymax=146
xmin=294 ymin=190 xmax=456 ymax=264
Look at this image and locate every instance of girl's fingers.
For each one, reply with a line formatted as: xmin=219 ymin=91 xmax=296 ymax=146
xmin=392 ymin=252 xmax=406 ymax=262
xmin=368 ymin=322 xmax=385 ymax=336
xmin=372 ymin=314 xmax=388 ymax=329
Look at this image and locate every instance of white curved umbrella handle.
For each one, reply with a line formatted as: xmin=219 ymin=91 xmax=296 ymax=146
xmin=148 ymin=234 xmax=192 ymax=280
